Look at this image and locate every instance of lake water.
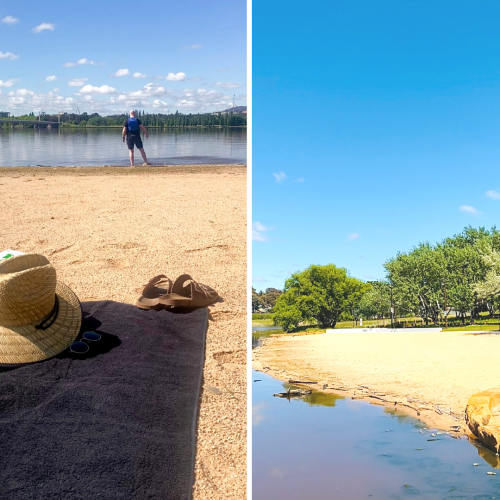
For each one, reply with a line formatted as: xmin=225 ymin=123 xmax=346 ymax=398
xmin=253 ymin=370 xmax=500 ymax=500
xmin=252 ymin=326 xmax=283 ymax=348
xmin=0 ymin=128 xmax=246 ymax=167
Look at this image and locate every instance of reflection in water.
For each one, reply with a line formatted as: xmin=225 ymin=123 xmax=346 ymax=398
xmin=301 ymin=390 xmax=341 ymax=408
xmin=252 ymin=327 xmax=282 ymax=348
xmin=475 ymin=443 xmax=500 ymax=469
xmin=253 ymin=370 xmax=500 ymax=500
xmin=280 ymin=382 xmax=341 ymax=408
xmin=0 ymin=128 xmax=246 ymax=167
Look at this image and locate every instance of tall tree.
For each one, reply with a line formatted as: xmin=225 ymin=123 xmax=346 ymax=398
xmin=273 ymin=264 xmax=369 ymax=331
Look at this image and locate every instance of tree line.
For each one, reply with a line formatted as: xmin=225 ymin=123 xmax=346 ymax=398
xmin=273 ymin=226 xmax=500 ymax=332
xmin=252 ymin=287 xmax=282 ymax=312
xmin=1 ymin=110 xmax=246 ymax=128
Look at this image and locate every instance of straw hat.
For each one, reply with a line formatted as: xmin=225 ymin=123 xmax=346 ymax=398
xmin=0 ymin=254 xmax=81 ymax=364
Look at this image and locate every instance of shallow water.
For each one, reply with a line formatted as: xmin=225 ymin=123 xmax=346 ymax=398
xmin=252 ymin=326 xmax=282 ymax=348
xmin=253 ymin=370 xmax=500 ymax=500
xmin=0 ymin=127 xmax=246 ymax=167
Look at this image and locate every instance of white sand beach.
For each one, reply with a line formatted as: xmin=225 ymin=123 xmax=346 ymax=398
xmin=253 ymin=329 xmax=500 ymax=433
xmin=0 ymin=165 xmax=247 ymax=499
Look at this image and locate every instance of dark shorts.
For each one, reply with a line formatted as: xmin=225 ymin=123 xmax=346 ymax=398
xmin=126 ymin=135 xmax=143 ymax=150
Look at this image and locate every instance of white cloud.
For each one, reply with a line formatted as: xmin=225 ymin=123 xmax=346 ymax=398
xmin=152 ymin=99 xmax=168 ymax=109
xmin=215 ymin=82 xmax=242 ymax=89
xmin=184 ymin=44 xmax=202 ymax=49
xmin=486 ymin=190 xmax=500 ymax=200
xmin=1 ymin=16 xmax=19 ymax=24
xmin=45 ymin=75 xmax=57 ymax=82
xmin=113 ymin=83 xmax=176 ymax=109
xmin=33 ymin=23 xmax=55 ymax=33
xmin=347 ymin=233 xmax=360 ymax=241
xmin=252 ymin=222 xmax=271 ymax=242
xmin=252 ymin=277 xmax=268 ymax=283
xmin=68 ymin=78 xmax=88 ymax=87
xmin=273 ymin=172 xmax=287 ymax=183
xmin=52 ymin=88 xmax=59 ymax=92
xmin=64 ymin=58 xmax=102 ymax=67
xmin=254 ymin=222 xmax=270 ymax=232
xmin=166 ymin=72 xmax=186 ymax=81
xmin=294 ymin=178 xmax=305 ymax=183
xmin=0 ymin=52 xmax=19 ymax=60
xmin=79 ymin=84 xmax=116 ymax=94
xmin=174 ymin=88 xmax=229 ymax=111
xmin=0 ymin=79 xmax=19 ymax=87
xmin=114 ymin=68 xmax=129 ymax=77
xmin=459 ymin=205 xmax=481 ymax=215
xmin=252 ymin=231 xmax=268 ymax=243
xmin=8 ymin=88 xmax=34 ymax=97
xmin=128 ymin=83 xmax=171 ymax=98
xmin=5 ymin=90 xmax=77 ymax=112
xmin=133 ymin=72 xmax=146 ymax=78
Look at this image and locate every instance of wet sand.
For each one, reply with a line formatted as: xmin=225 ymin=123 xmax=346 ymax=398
xmin=0 ymin=165 xmax=247 ymax=499
xmin=253 ymin=330 xmax=500 ymax=435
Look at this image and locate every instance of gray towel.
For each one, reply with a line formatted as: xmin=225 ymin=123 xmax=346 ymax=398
xmin=0 ymin=300 xmax=208 ymax=500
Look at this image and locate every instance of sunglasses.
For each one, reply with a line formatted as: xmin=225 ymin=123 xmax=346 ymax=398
xmin=70 ymin=331 xmax=102 ymax=354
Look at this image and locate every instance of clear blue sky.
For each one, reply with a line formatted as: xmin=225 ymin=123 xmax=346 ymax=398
xmin=0 ymin=0 xmax=246 ymax=115
xmin=253 ymin=0 xmax=500 ymax=291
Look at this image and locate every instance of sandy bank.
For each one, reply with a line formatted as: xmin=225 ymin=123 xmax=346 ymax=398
xmin=253 ymin=330 xmax=500 ymax=436
xmin=0 ymin=165 xmax=247 ymax=499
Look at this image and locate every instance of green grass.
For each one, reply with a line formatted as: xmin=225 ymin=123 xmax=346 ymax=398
xmin=252 ymin=313 xmax=275 ymax=327
xmin=254 ymin=312 xmax=500 ymax=333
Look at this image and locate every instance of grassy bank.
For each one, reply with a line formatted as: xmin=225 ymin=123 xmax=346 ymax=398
xmin=253 ymin=311 xmax=500 ymax=333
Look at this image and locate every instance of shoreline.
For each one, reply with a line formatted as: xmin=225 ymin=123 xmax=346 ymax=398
xmin=0 ymin=164 xmax=246 ymax=175
xmin=252 ymin=357 xmax=468 ymax=436
xmin=252 ymin=331 xmax=500 ymax=441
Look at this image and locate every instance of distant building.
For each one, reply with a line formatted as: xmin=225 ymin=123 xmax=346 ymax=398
xmin=0 ymin=112 xmax=10 ymax=118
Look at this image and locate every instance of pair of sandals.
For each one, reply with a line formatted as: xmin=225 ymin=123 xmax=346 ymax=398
xmin=137 ymin=274 xmax=219 ymax=310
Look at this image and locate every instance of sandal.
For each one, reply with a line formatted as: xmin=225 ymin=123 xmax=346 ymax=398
xmin=158 ymin=274 xmax=218 ymax=309
xmin=136 ymin=274 xmax=173 ymax=310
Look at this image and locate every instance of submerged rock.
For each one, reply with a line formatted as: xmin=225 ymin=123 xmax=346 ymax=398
xmin=465 ymin=388 xmax=500 ymax=454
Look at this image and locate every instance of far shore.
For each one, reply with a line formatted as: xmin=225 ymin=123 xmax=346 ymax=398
xmin=252 ymin=329 xmax=500 ymax=437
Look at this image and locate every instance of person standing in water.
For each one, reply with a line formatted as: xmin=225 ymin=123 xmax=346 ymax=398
xmin=122 ymin=110 xmax=151 ymax=166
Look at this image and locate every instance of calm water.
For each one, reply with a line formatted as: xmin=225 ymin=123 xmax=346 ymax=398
xmin=0 ymin=128 xmax=246 ymax=167
xmin=253 ymin=370 xmax=500 ymax=500
xmin=252 ymin=326 xmax=282 ymax=348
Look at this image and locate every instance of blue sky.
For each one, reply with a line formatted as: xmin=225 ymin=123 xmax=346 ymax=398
xmin=252 ymin=0 xmax=500 ymax=291
xmin=0 ymin=0 xmax=246 ymax=115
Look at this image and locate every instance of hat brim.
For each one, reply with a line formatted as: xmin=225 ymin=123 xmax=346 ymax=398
xmin=0 ymin=281 xmax=81 ymax=364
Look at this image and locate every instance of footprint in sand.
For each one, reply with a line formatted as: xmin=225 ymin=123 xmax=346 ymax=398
xmin=213 ymin=350 xmax=246 ymax=365
xmin=105 ymin=259 xmax=130 ymax=268
xmin=105 ymin=242 xmax=144 ymax=250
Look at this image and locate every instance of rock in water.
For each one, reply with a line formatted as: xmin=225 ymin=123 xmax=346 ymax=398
xmin=465 ymin=388 xmax=500 ymax=454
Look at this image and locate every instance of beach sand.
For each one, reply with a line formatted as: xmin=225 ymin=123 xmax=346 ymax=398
xmin=0 ymin=165 xmax=247 ymax=499
xmin=253 ymin=330 xmax=500 ymax=434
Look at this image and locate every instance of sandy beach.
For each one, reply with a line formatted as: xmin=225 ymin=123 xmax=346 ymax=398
xmin=0 ymin=165 xmax=246 ymax=499
xmin=253 ymin=330 xmax=500 ymax=434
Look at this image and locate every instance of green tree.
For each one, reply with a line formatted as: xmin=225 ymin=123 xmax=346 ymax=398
xmin=273 ymin=264 xmax=369 ymax=332
xmin=260 ymin=288 xmax=282 ymax=310
xmin=357 ymin=281 xmax=390 ymax=320
xmin=252 ymin=287 xmax=262 ymax=312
